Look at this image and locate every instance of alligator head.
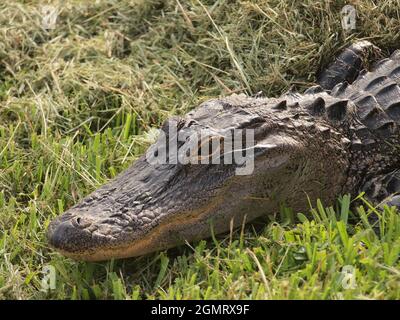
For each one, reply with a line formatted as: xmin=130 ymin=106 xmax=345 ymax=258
xmin=47 ymin=93 xmax=353 ymax=261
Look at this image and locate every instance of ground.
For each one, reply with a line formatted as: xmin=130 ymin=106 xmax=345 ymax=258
xmin=0 ymin=0 xmax=400 ymax=299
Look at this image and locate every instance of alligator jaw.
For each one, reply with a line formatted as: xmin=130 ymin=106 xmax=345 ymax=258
xmin=46 ymin=148 xmax=240 ymax=261
xmin=46 ymin=149 xmax=287 ymax=261
xmin=48 ymin=198 xmax=222 ymax=261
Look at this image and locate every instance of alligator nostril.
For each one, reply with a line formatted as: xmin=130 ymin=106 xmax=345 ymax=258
xmin=72 ymin=216 xmax=91 ymax=228
xmin=48 ymin=219 xmax=93 ymax=253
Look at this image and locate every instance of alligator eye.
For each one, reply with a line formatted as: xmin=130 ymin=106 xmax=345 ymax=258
xmin=76 ymin=217 xmax=81 ymax=225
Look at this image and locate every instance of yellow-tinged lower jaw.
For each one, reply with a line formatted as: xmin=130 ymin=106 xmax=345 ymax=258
xmin=50 ymin=196 xmax=224 ymax=261
xmin=51 ymin=218 xmax=193 ymax=261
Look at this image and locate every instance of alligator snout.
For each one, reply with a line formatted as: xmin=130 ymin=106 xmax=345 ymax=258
xmin=48 ymin=218 xmax=94 ymax=255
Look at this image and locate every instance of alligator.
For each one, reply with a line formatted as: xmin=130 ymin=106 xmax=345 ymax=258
xmin=47 ymin=41 xmax=400 ymax=261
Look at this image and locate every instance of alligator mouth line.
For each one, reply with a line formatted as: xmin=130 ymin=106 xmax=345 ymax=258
xmin=52 ymin=193 xmax=226 ymax=261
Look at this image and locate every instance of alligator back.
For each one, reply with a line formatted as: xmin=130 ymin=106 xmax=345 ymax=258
xmin=331 ymin=50 xmax=400 ymax=139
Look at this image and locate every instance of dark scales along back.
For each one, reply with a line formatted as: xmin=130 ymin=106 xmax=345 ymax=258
xmin=320 ymin=47 xmax=400 ymax=204
xmin=317 ymin=40 xmax=382 ymax=91
xmin=330 ymin=50 xmax=400 ymax=140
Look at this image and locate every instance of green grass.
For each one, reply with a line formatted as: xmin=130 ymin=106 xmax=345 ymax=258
xmin=1 ymin=0 xmax=400 ymax=299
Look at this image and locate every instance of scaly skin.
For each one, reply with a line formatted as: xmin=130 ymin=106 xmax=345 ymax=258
xmin=47 ymin=42 xmax=400 ymax=261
